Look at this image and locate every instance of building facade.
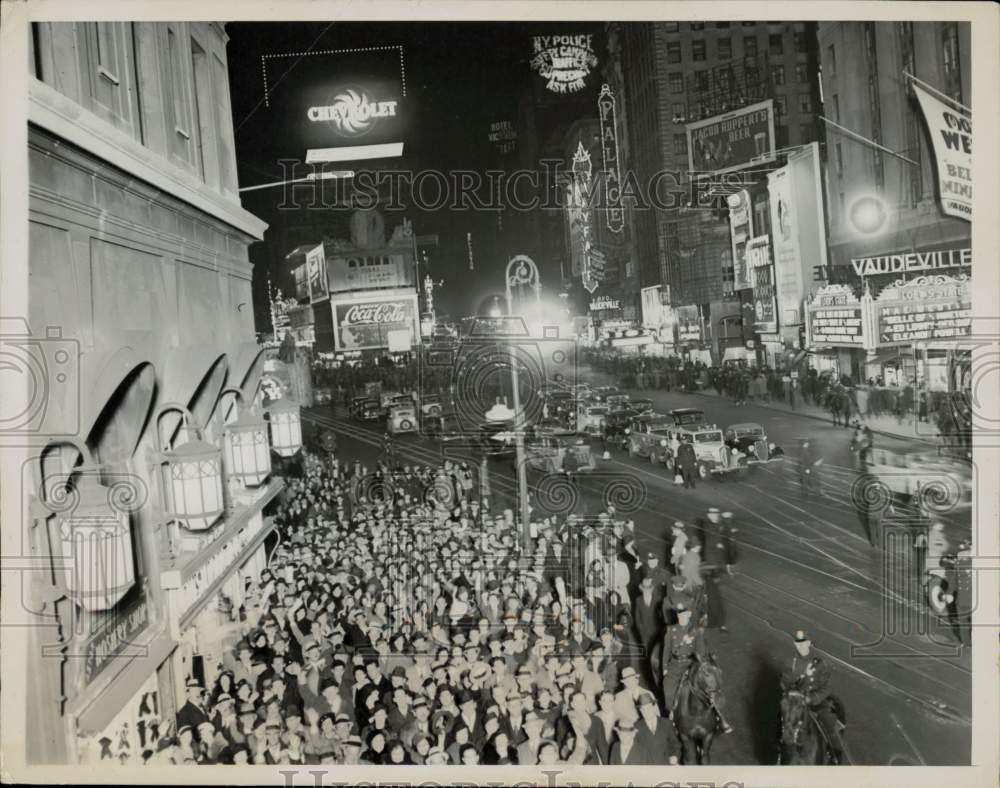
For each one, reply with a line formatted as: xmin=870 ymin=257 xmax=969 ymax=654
xmin=616 ymin=21 xmax=821 ymax=362
xmin=815 ymin=21 xmax=972 ymax=384
xmin=22 ymin=22 xmax=289 ymax=764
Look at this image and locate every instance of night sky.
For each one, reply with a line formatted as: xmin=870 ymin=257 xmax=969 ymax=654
xmin=226 ymin=21 xmax=604 ymax=324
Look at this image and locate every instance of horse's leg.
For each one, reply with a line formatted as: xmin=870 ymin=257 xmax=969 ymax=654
xmin=680 ymin=734 xmax=697 ymax=766
xmin=700 ymin=730 xmax=715 ymax=765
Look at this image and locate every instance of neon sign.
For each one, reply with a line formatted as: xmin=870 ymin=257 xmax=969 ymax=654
xmin=307 ymin=89 xmax=398 ymax=137
xmin=598 ymin=84 xmax=624 ymax=233
xmin=530 ymin=34 xmax=597 ymax=94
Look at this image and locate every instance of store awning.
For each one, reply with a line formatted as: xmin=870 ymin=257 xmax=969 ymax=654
xmin=866 ymin=347 xmax=915 ymax=365
xmin=72 ymin=631 xmax=176 ymax=737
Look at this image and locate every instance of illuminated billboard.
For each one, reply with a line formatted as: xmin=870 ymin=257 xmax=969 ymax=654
xmin=686 ymin=100 xmax=775 ymax=175
xmin=330 ymin=290 xmax=419 ymax=352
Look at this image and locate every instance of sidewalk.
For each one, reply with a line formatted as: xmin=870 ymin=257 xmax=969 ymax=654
xmin=686 ymin=386 xmax=942 ymax=444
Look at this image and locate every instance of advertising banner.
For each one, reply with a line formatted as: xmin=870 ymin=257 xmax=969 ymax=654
xmin=306 ymin=244 xmax=328 ymax=303
xmin=598 ymin=85 xmax=625 ymax=233
xmin=806 ymin=285 xmax=865 ymax=347
xmin=746 ymin=235 xmax=777 ymax=333
xmin=330 ymin=291 xmax=419 ymax=352
xmin=873 ymin=274 xmax=971 ymax=346
xmin=727 ymin=190 xmax=754 ymax=291
xmin=687 ymin=100 xmax=775 ymax=175
xmin=675 ymin=305 xmax=702 ymax=343
xmin=640 ymin=285 xmax=662 ymax=328
xmin=258 ymin=46 xmax=406 ymax=160
xmin=488 ymin=119 xmax=518 ymax=156
xmin=912 ymin=82 xmax=971 ymax=221
xmin=327 ymin=247 xmax=414 ymax=292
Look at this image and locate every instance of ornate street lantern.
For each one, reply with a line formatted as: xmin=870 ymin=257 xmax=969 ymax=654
xmin=220 ymin=387 xmax=271 ymax=487
xmin=35 ymin=439 xmax=137 ymax=612
xmin=266 ymin=397 xmax=302 ymax=458
xmin=155 ymin=402 xmax=224 ymax=532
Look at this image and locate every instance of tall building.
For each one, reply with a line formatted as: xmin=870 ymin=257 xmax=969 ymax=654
xmin=616 ymin=21 xmax=821 ymax=361
xmin=814 ymin=21 xmax=972 ymax=384
xmin=22 ymin=22 xmax=285 ymax=763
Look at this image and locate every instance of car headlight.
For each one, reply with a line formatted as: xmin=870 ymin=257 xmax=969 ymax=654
xmin=748 ymin=444 xmax=757 ymax=454
xmin=731 ymin=447 xmax=739 ymax=455
xmin=624 ymin=429 xmax=631 ymax=435
xmin=660 ymin=439 xmax=667 ymax=447
xmin=768 ymin=442 xmax=776 ymax=451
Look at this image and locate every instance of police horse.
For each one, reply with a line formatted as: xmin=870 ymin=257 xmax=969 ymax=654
xmin=651 ymin=643 xmax=726 ymax=765
xmin=779 ymin=689 xmax=845 ymax=765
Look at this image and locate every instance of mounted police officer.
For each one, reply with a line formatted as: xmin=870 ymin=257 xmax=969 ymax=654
xmin=779 ymin=630 xmax=847 ymax=764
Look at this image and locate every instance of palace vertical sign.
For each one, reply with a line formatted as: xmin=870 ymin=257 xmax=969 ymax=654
xmin=912 ymin=82 xmax=971 ymax=221
xmin=598 ymin=85 xmax=624 ymax=233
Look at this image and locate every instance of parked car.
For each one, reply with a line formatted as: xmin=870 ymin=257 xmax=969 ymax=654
xmin=590 ymin=386 xmax=625 ymax=404
xmin=676 ymin=424 xmax=749 ymax=479
xmin=606 ymin=407 xmax=640 ymax=449
xmin=668 ymin=408 xmax=707 ymax=428
xmin=724 ymin=423 xmax=784 ymax=464
xmin=626 ymin=412 xmax=676 ymax=465
xmin=524 ymin=427 xmax=597 ymax=473
xmin=350 ymin=396 xmax=381 ymax=421
xmin=387 ymin=403 xmax=419 ymax=435
xmin=576 ymin=403 xmax=609 ymax=437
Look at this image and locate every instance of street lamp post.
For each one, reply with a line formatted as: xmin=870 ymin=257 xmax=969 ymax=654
xmin=504 ymin=255 xmax=542 ymax=551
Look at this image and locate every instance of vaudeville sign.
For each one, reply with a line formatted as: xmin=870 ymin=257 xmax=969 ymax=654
xmin=530 ymin=34 xmax=598 ymax=94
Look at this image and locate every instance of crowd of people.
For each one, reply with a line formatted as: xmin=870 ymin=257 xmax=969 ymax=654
xmin=149 ymin=432 xmax=805 ymax=766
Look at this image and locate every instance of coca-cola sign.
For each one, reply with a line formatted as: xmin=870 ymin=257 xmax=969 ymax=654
xmin=333 ymin=294 xmax=417 ymax=352
xmin=342 ymin=301 xmax=409 ymax=325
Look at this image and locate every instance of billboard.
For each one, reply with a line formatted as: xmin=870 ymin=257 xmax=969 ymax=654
xmin=806 ymin=285 xmax=865 ymax=348
xmin=258 ymin=46 xmax=407 ymax=161
xmin=330 ymin=290 xmax=419 ymax=352
xmin=746 ymin=235 xmax=777 ymax=333
xmin=306 ymin=244 xmax=328 ymax=303
xmin=530 ymin=33 xmax=598 ymax=94
xmin=641 ymin=286 xmax=662 ymax=328
xmin=327 ymin=247 xmax=414 ymax=293
xmin=727 ymin=190 xmax=754 ymax=291
xmin=873 ymin=274 xmax=971 ymax=347
xmin=687 ymin=100 xmax=775 ymax=175
xmin=912 ymin=82 xmax=971 ymax=221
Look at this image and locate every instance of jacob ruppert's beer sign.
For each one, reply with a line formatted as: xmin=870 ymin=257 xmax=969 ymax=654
xmin=530 ymin=34 xmax=598 ymax=94
xmin=308 ymin=88 xmax=398 ymax=138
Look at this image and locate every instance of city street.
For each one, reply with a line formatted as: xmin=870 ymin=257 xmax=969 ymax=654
xmin=303 ymin=374 xmax=972 ymax=765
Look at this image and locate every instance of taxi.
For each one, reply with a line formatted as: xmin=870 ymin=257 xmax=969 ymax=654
xmin=626 ymin=412 xmax=676 ymax=466
xmin=387 ymin=402 xmax=419 ymax=435
xmin=525 ymin=426 xmax=596 ymax=473
xmin=676 ymin=423 xmax=749 ymax=479
xmin=576 ymin=402 xmax=609 ymax=437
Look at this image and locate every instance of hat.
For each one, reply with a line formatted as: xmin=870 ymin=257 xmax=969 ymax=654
xmin=284 ymin=705 xmax=302 ymax=719
xmin=646 ymin=552 xmax=658 ymax=561
xmin=177 ymin=725 xmax=193 ymax=737
xmin=620 ymin=666 xmax=638 ymax=680
xmin=412 ymin=697 xmax=428 ymax=710
xmin=708 ymin=507 xmax=720 ymax=515
xmin=722 ymin=511 xmax=733 ymax=519
xmin=344 ymin=735 xmax=362 ymax=747
xmin=215 ymin=693 xmax=233 ymax=705
xmin=335 ymin=713 xmax=352 ymax=724
xmin=676 ymin=603 xmax=689 ymax=613
xmin=673 ymin=521 xmax=685 ymax=530
xmin=637 ymin=692 xmax=657 ymax=708
xmin=390 ymin=666 xmax=407 ymax=678
xmin=431 ymin=710 xmax=455 ymax=730
xmin=640 ymin=577 xmax=653 ymax=589
xmin=524 ymin=710 xmax=542 ymax=725
xmin=616 ymin=719 xmax=637 ymax=732
xmin=794 ymin=629 xmax=811 ymax=643
xmin=185 ymin=678 xmax=202 ymax=689
xmin=238 ymin=701 xmax=256 ymax=715
xmin=516 ymin=664 xmax=533 ymax=677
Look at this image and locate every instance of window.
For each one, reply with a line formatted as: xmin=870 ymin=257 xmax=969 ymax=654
xmin=799 ymin=122 xmax=813 ymax=142
xmin=716 ymin=22 xmax=730 ymax=29
xmin=831 ymin=93 xmax=840 ymax=122
xmin=769 ymin=33 xmax=784 ymax=55
xmin=667 ymin=41 xmax=681 ymax=63
xmin=827 ymin=44 xmax=836 ymax=75
xmin=744 ymin=36 xmax=758 ymax=57
xmin=798 ymin=94 xmax=812 ymax=113
xmin=668 ymin=72 xmax=683 ymax=93
xmin=664 ymin=22 xmax=679 ymax=32
xmin=190 ymin=37 xmax=218 ymax=185
xmin=838 ymin=191 xmax=845 ymax=217
xmin=166 ymin=26 xmax=197 ymax=170
xmin=835 ymin=142 xmax=843 ymax=177
xmin=672 ymin=102 xmax=685 ymax=118
xmin=718 ymin=38 xmax=732 ymax=59
xmin=771 ymin=65 xmax=785 ymax=85
xmin=212 ymin=53 xmax=238 ymax=195
xmin=774 ymin=95 xmax=787 ymax=117
xmin=692 ymin=40 xmax=706 ymax=61
xmin=941 ymin=22 xmax=963 ymax=103
xmin=794 ymin=31 xmax=807 ymax=53
xmin=674 ymin=133 xmax=687 ymax=155
xmin=897 ymin=22 xmax=922 ymax=205
xmin=795 ymin=63 xmax=809 ymax=83
xmin=80 ymin=23 xmax=140 ymax=138
xmin=696 ymin=70 xmax=709 ymax=91
xmin=691 ymin=22 xmax=704 ymax=31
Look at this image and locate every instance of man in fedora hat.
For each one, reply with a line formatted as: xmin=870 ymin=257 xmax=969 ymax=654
xmin=176 ymin=678 xmax=210 ymax=735
xmin=613 ymin=665 xmax=647 ymax=727
xmin=780 ymin=629 xmax=846 ymax=763
xmin=633 ymin=576 xmax=664 ymax=657
xmin=634 ymin=691 xmax=681 ymax=762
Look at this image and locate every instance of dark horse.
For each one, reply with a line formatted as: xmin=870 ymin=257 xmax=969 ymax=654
xmin=779 ymin=690 xmax=839 ymax=764
xmin=652 ymin=644 xmax=725 ymax=765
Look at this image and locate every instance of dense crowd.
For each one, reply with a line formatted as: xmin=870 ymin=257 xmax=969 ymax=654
xmin=151 ymin=441 xmax=755 ymax=766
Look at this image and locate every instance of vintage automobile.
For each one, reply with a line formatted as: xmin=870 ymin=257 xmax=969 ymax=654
xmin=590 ymin=386 xmax=626 ymax=404
xmin=313 ymin=387 xmax=333 ymax=405
xmin=350 ymin=396 xmax=382 ymax=421
xmin=626 ymin=412 xmax=677 ymax=465
xmin=477 ymin=420 xmax=518 ymax=458
xmin=417 ymin=393 xmax=445 ymax=420
xmin=387 ymin=403 xmax=419 ymax=435
xmin=867 ymin=447 xmax=973 ymax=511
xmin=629 ymin=397 xmax=654 ymax=414
xmin=543 ymin=389 xmax=576 ymax=419
xmin=676 ymin=423 xmax=749 ymax=479
xmin=724 ymin=423 xmax=784 ymax=465
xmin=576 ymin=403 xmax=609 ymax=437
xmin=668 ymin=408 xmax=708 ymax=428
xmin=605 ymin=407 xmax=640 ymax=448
xmin=524 ymin=427 xmax=597 ymax=473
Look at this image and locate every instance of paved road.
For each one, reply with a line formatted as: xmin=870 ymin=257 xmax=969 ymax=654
xmin=301 ymin=374 xmax=971 ymax=766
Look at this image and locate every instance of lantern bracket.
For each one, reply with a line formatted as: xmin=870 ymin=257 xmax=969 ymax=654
xmin=35 ymin=437 xmax=101 ymax=514
xmin=152 ymin=401 xmax=204 ymax=457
